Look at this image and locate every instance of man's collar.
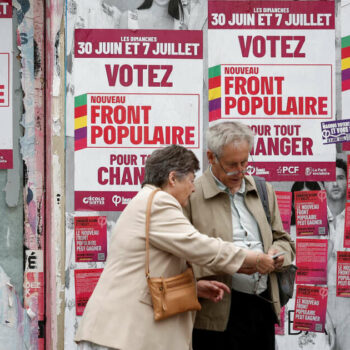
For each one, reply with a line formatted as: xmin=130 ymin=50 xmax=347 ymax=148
xmin=327 ymin=206 xmax=345 ymax=222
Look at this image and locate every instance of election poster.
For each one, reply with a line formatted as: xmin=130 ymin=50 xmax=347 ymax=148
xmin=74 ymin=216 xmax=107 ymax=262
xmin=293 ymin=285 xmax=328 ymax=333
xmin=337 ymin=251 xmax=350 ymax=297
xmin=347 ymin=154 xmax=350 ymax=201
xmin=208 ymin=0 xmax=336 ymax=181
xmin=295 ymin=190 xmax=328 ymax=237
xmin=74 ymin=268 xmax=103 ymax=316
xmin=344 ymin=203 xmax=350 ymax=248
xmin=276 ymin=191 xmax=292 ymax=233
xmin=74 ymin=29 xmax=203 ymax=211
xmin=0 ymin=0 xmax=13 ymax=169
xmin=296 ymin=239 xmax=328 ymax=285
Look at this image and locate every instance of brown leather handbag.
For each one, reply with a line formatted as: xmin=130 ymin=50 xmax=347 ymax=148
xmin=145 ymin=188 xmax=201 ymax=321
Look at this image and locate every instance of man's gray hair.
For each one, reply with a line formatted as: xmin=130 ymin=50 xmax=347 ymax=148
xmin=206 ymin=121 xmax=255 ymax=157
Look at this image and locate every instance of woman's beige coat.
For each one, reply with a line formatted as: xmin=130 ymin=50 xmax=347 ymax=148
xmin=75 ymin=185 xmax=247 ymax=350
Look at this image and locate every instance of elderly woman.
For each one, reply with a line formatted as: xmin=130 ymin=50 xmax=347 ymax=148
xmin=119 ymin=0 xmax=187 ymax=30
xmin=75 ymin=145 xmax=275 ymax=350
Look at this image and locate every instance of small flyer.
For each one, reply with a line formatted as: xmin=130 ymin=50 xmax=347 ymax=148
xmin=321 ymin=119 xmax=350 ymax=144
xmin=293 ymin=285 xmax=328 ymax=333
xmin=74 ymin=216 xmax=107 ymax=262
xmin=344 ymin=203 xmax=350 ymax=248
xmin=74 ymin=268 xmax=103 ymax=316
xmin=337 ymin=251 xmax=350 ymax=297
xmin=275 ymin=306 xmax=285 ymax=335
xmin=296 ymin=239 xmax=328 ymax=285
xmin=347 ymin=154 xmax=350 ymax=201
xmin=295 ymin=190 xmax=328 ymax=236
xmin=276 ymin=191 xmax=292 ymax=233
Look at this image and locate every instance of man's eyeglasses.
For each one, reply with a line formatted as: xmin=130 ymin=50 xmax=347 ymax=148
xmin=214 ymin=154 xmax=248 ymax=176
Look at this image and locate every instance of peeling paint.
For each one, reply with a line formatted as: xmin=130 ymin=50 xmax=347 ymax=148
xmin=15 ymin=0 xmax=46 ymax=348
xmin=0 ymin=266 xmax=30 ymax=349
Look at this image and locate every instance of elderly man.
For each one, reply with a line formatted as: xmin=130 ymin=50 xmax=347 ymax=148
xmin=325 ymin=158 xmax=350 ymax=350
xmin=184 ymin=121 xmax=295 ymax=350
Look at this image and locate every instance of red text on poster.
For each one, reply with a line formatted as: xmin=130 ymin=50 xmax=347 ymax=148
xmin=276 ymin=191 xmax=292 ymax=233
xmin=293 ymin=285 xmax=328 ymax=333
xmin=74 ymin=216 xmax=107 ymax=262
xmin=295 ymin=190 xmax=328 ymax=236
xmin=337 ymin=251 xmax=350 ymax=297
xmin=296 ymin=239 xmax=327 ymax=285
xmin=347 ymin=155 xmax=350 ymax=201
xmin=344 ymin=203 xmax=350 ymax=248
xmin=74 ymin=268 xmax=103 ymax=316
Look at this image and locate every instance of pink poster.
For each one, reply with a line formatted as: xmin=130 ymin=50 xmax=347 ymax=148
xmin=337 ymin=251 xmax=350 ymax=297
xmin=296 ymin=239 xmax=327 ymax=285
xmin=275 ymin=306 xmax=285 ymax=335
xmin=344 ymin=203 xmax=350 ymax=248
xmin=74 ymin=216 xmax=107 ymax=262
xmin=347 ymin=155 xmax=350 ymax=201
xmin=293 ymin=285 xmax=328 ymax=333
xmin=74 ymin=268 xmax=103 ymax=316
xmin=276 ymin=191 xmax=292 ymax=233
xmin=295 ymin=190 xmax=328 ymax=236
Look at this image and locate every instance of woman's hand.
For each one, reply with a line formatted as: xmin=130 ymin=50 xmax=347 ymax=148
xmin=197 ymin=280 xmax=231 ymax=303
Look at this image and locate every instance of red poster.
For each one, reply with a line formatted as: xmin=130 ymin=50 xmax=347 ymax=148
xmin=24 ymin=271 xmax=45 ymax=320
xmin=337 ymin=251 xmax=350 ymax=297
xmin=296 ymin=239 xmax=328 ymax=285
xmin=74 ymin=216 xmax=107 ymax=262
xmin=344 ymin=203 xmax=350 ymax=248
xmin=295 ymin=190 xmax=328 ymax=236
xmin=347 ymin=155 xmax=350 ymax=201
xmin=293 ymin=285 xmax=328 ymax=333
xmin=74 ymin=268 xmax=103 ymax=316
xmin=275 ymin=306 xmax=285 ymax=335
xmin=276 ymin=191 xmax=292 ymax=233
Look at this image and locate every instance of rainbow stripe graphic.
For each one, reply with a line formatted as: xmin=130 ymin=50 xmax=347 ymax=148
xmin=209 ymin=65 xmax=221 ymax=121
xmin=75 ymin=94 xmax=88 ymax=151
xmin=342 ymin=35 xmax=350 ymax=92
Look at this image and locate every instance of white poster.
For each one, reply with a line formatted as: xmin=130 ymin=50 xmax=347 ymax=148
xmin=208 ymin=0 xmax=336 ymax=181
xmin=73 ymin=29 xmax=203 ymax=211
xmin=0 ymin=0 xmax=13 ymax=169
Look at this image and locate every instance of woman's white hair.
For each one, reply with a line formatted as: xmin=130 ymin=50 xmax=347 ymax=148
xmin=206 ymin=121 xmax=255 ymax=157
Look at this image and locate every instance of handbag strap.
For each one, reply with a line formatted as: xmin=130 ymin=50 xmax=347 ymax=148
xmin=145 ymin=188 xmax=161 ymax=279
xmin=145 ymin=188 xmax=192 ymax=279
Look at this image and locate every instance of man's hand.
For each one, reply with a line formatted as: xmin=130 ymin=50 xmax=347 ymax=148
xmin=268 ymin=248 xmax=285 ymax=270
xmin=256 ymin=253 xmax=275 ymax=274
xmin=197 ymin=280 xmax=231 ymax=303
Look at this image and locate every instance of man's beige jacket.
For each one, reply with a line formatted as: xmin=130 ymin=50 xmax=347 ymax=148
xmin=184 ymin=170 xmax=296 ymax=331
